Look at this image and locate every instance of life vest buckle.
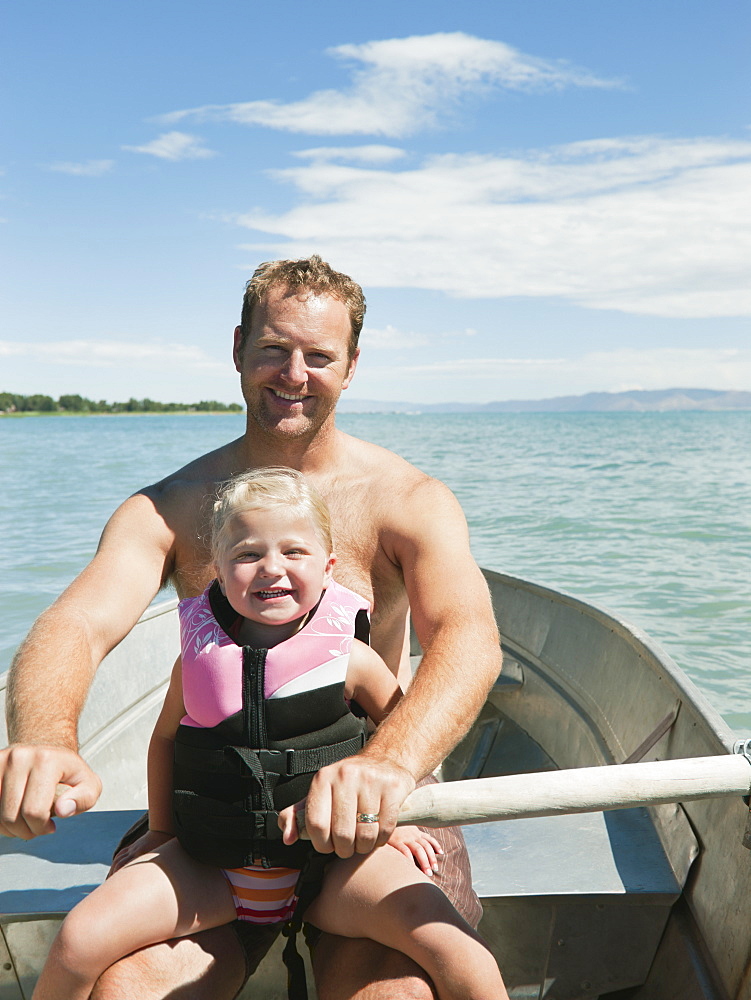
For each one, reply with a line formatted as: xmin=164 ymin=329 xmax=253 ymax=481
xmin=257 ymin=748 xmax=295 ymax=776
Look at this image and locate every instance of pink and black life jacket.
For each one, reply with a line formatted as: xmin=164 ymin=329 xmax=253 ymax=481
xmin=173 ymin=579 xmax=370 ymax=869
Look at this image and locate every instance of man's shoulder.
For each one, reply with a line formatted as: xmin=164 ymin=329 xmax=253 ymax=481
xmin=340 ymin=430 xmax=451 ymax=498
xmin=335 ymin=431 xmax=460 ymax=528
xmin=137 ymin=438 xmax=243 ymax=513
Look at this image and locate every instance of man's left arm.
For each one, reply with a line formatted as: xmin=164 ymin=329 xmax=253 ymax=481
xmin=300 ymin=477 xmax=502 ymax=857
xmin=365 ymin=476 xmax=501 ymax=792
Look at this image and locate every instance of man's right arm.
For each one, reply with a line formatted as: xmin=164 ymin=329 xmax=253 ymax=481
xmin=1 ymin=491 xmax=175 ymax=839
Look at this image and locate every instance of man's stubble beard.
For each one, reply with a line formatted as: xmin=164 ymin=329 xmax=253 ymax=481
xmin=244 ymin=387 xmax=340 ymax=442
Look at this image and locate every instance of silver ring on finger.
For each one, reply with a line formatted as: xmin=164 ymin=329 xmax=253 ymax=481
xmin=356 ymin=812 xmax=380 ymax=824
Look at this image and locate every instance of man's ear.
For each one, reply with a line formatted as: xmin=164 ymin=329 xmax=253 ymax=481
xmin=341 ymin=348 xmax=360 ymax=390
xmin=232 ymin=326 xmax=244 ymax=373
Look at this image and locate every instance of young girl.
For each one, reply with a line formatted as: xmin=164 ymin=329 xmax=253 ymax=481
xmin=33 ymin=468 xmax=507 ymax=1000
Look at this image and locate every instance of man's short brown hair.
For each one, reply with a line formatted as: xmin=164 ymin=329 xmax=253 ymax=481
xmin=239 ymin=255 xmax=366 ymax=359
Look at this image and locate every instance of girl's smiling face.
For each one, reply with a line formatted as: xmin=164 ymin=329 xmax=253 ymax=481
xmin=215 ymin=506 xmax=335 ymax=640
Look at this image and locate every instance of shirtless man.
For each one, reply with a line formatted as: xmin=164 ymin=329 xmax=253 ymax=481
xmin=1 ymin=255 xmax=502 ymax=999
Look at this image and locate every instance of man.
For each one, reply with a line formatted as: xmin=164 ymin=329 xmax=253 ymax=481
xmin=1 ymin=255 xmax=502 ymax=999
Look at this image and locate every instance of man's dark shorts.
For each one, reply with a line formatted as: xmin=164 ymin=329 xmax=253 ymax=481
xmin=113 ymin=777 xmax=481 ymax=992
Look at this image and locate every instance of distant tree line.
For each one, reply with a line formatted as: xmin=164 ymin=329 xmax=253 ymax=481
xmin=0 ymin=392 xmax=243 ymax=415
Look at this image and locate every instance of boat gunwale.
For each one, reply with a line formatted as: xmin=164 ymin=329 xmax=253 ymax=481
xmin=483 ymin=568 xmax=736 ymax=755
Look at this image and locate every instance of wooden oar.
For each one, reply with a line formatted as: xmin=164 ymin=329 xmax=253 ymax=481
xmin=396 ymin=754 xmax=751 ymax=828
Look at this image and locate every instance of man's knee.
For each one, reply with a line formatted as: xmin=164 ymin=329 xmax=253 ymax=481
xmin=313 ymin=934 xmax=436 ymax=1000
xmin=90 ymin=927 xmax=246 ymax=1000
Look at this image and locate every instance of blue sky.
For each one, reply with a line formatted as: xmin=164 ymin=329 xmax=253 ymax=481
xmin=2 ymin=0 xmax=750 ymax=404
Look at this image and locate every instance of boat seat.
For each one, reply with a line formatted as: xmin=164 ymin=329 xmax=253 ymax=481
xmin=0 ymin=803 xmax=697 ymax=1000
xmin=464 ymin=805 xmax=697 ymax=999
xmin=0 ymin=811 xmax=144 ymax=1000
xmin=0 ymin=810 xmax=141 ymax=921
xmin=0 ymin=809 xmax=316 ymax=1000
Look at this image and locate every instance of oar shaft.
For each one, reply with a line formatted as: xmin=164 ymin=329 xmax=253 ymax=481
xmin=397 ymin=754 xmax=751 ymax=827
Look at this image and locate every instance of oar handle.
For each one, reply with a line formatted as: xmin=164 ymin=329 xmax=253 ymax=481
xmin=295 ymin=754 xmax=751 ymax=841
xmin=396 ymin=754 xmax=751 ymax=827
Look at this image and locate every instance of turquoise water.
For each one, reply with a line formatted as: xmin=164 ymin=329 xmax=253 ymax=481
xmin=1 ymin=411 xmax=749 ymax=732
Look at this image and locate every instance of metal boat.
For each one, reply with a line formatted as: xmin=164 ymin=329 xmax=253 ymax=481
xmin=1 ymin=569 xmax=748 ymax=999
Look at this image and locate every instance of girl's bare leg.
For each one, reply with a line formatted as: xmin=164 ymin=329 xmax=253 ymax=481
xmin=305 ymin=845 xmax=508 ymax=1000
xmin=32 ymin=839 xmax=236 ymax=1000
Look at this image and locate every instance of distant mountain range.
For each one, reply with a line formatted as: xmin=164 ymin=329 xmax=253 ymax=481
xmin=338 ymin=388 xmax=751 ymax=414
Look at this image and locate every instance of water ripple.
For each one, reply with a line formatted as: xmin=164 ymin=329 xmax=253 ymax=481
xmin=2 ymin=411 xmax=749 ymax=733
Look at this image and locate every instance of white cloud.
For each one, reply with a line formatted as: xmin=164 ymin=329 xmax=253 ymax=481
xmin=356 ymin=348 xmax=751 ymax=399
xmin=366 ymin=347 xmax=751 ymax=398
xmin=358 ymin=325 xmax=477 ymax=349
xmin=0 ymin=339 xmax=228 ymax=371
xmin=235 ymin=134 xmax=751 ymax=319
xmin=160 ymin=32 xmax=620 ymax=138
xmin=361 ymin=325 xmax=430 ymax=349
xmin=4 ymin=341 xmax=747 ymax=408
xmin=122 ymin=131 xmax=216 ymax=161
xmin=294 ymin=145 xmax=407 ymax=165
xmin=48 ymin=159 xmax=114 ymax=177
xmin=0 ymin=340 xmax=242 ymax=406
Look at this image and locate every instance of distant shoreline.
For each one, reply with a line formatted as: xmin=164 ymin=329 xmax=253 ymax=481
xmin=2 ymin=387 xmax=750 ymax=417
xmin=0 ymin=392 xmax=243 ymax=418
xmin=337 ymin=387 xmax=751 ymax=414
xmin=0 ymin=409 xmax=243 ymax=419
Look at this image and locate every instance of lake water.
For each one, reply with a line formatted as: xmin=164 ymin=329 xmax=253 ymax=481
xmin=1 ymin=411 xmax=749 ymax=733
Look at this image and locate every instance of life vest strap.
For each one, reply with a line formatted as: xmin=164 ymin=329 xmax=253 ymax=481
xmin=173 ymin=792 xmax=285 ymax=841
xmin=174 ymin=732 xmax=366 ymax=776
xmin=282 ymin=852 xmax=331 ymax=1000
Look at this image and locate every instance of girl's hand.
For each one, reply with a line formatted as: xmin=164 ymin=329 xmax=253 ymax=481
xmin=109 ymin=829 xmax=174 ymax=875
xmin=278 ymin=798 xmax=306 ymax=846
xmin=388 ymin=825 xmax=443 ymax=877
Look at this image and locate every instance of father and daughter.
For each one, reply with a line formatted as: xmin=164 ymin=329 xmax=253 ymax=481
xmin=32 ymin=468 xmax=507 ymax=1000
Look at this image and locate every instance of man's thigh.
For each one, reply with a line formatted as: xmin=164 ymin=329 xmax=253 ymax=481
xmin=412 ymin=773 xmax=482 ymax=929
xmin=312 ymin=934 xmax=437 ymax=1000
xmin=427 ymin=820 xmax=483 ymax=928
xmin=90 ymin=925 xmax=250 ymax=1000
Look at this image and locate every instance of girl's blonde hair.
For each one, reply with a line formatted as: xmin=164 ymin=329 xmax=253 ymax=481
xmin=210 ymin=467 xmax=332 ymax=563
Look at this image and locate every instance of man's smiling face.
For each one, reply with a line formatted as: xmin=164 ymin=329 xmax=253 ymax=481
xmin=234 ymin=285 xmax=359 ymax=440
